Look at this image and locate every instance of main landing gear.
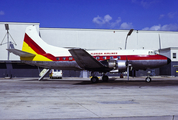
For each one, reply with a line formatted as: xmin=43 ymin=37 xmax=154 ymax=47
xmin=90 ymin=72 xmax=152 ymax=83
xmin=90 ymin=72 xmax=109 ymax=83
xmin=90 ymin=75 xmax=109 ymax=83
xmin=102 ymin=75 xmax=109 ymax=82
xmin=91 ymin=76 xmax=99 ymax=83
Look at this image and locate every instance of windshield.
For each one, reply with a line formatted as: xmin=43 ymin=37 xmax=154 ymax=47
xmin=148 ymin=51 xmax=156 ymax=55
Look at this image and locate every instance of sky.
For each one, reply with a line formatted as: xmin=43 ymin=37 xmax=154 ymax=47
xmin=0 ymin=0 xmax=178 ymax=31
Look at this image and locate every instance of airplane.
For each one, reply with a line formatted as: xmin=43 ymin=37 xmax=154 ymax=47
xmin=7 ymin=25 xmax=171 ymax=83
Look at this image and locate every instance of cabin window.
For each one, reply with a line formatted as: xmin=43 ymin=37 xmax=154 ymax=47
xmin=56 ymin=57 xmax=59 ymax=60
xmin=117 ymin=56 xmax=121 ymax=59
xmin=173 ymin=53 xmax=176 ymax=59
xmin=103 ymin=56 xmax=106 ymax=60
xmin=63 ymin=57 xmax=66 ymax=60
xmin=69 ymin=57 xmax=73 ymax=60
xmin=110 ymin=56 xmax=113 ymax=59
xmin=96 ymin=57 xmax=100 ymax=60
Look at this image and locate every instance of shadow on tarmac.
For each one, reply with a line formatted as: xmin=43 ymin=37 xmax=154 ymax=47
xmin=74 ymin=78 xmax=178 ymax=87
xmin=17 ymin=77 xmax=178 ymax=87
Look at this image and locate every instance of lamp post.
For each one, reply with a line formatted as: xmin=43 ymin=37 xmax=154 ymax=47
xmin=125 ymin=29 xmax=134 ymax=49
xmin=5 ymin=24 xmax=10 ymax=60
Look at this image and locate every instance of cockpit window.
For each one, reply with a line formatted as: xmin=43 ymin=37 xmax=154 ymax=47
xmin=148 ymin=51 xmax=156 ymax=55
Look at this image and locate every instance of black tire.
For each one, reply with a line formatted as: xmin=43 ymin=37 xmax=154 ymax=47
xmin=145 ymin=77 xmax=152 ymax=83
xmin=91 ymin=77 xmax=99 ymax=83
xmin=102 ymin=75 xmax=109 ymax=82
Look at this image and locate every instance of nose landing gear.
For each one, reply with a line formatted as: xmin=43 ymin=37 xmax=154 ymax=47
xmin=145 ymin=77 xmax=152 ymax=83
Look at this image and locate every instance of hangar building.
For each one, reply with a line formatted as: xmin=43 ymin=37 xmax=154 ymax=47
xmin=0 ymin=22 xmax=178 ymax=78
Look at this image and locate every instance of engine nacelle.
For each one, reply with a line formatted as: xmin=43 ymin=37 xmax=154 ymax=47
xmin=108 ymin=60 xmax=117 ymax=68
xmin=107 ymin=60 xmax=127 ymax=71
xmin=117 ymin=60 xmax=127 ymax=70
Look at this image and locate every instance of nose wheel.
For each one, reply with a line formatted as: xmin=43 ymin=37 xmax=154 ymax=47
xmin=145 ymin=77 xmax=152 ymax=83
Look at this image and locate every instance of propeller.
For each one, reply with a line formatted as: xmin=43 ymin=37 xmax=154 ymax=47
xmin=126 ymin=56 xmax=130 ymax=81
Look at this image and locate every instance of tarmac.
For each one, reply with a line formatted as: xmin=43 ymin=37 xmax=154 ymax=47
xmin=0 ymin=76 xmax=178 ymax=120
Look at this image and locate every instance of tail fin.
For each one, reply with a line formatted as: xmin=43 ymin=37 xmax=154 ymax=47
xmin=21 ymin=25 xmax=68 ymax=61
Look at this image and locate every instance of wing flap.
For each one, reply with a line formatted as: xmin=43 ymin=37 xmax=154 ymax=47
xmin=69 ymin=48 xmax=106 ymax=70
xmin=7 ymin=49 xmax=36 ymax=58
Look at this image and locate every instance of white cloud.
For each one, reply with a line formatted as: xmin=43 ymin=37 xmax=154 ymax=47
xmin=132 ymin=0 xmax=159 ymax=8
xmin=142 ymin=27 xmax=149 ymax=30
xmin=92 ymin=14 xmax=112 ymax=25
xmin=159 ymin=12 xmax=177 ymax=19
xmin=104 ymin=14 xmax=112 ymax=23
xmin=159 ymin=14 xmax=165 ymax=19
xmin=120 ymin=22 xmax=133 ymax=29
xmin=140 ymin=0 xmax=150 ymax=8
xmin=161 ymin=24 xmax=178 ymax=31
xmin=93 ymin=15 xmax=133 ymax=29
xmin=93 ymin=16 xmax=104 ymax=25
xmin=150 ymin=25 xmax=161 ymax=31
xmin=142 ymin=24 xmax=178 ymax=31
xmin=167 ymin=12 xmax=177 ymax=19
xmin=0 ymin=11 xmax=5 ymax=15
xmin=93 ymin=15 xmax=123 ymax=28
xmin=111 ymin=17 xmax=121 ymax=28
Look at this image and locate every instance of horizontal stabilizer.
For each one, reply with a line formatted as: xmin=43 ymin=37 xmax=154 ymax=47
xmin=69 ymin=48 xmax=106 ymax=70
xmin=7 ymin=49 xmax=36 ymax=57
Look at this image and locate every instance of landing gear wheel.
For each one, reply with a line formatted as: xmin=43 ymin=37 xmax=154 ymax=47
xmin=91 ymin=77 xmax=99 ymax=83
xmin=145 ymin=77 xmax=152 ymax=83
xmin=102 ymin=75 xmax=108 ymax=82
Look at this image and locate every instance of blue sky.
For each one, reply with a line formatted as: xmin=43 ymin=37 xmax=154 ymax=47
xmin=0 ymin=0 xmax=178 ymax=31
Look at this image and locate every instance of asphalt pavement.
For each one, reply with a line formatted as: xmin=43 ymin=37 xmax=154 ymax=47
xmin=0 ymin=76 xmax=178 ymax=120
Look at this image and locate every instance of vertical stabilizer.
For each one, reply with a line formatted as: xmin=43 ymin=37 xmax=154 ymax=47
xmin=21 ymin=25 xmax=69 ymax=61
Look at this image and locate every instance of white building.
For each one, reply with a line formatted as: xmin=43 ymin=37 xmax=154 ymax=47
xmin=159 ymin=47 xmax=178 ymax=76
xmin=0 ymin=22 xmax=178 ymax=77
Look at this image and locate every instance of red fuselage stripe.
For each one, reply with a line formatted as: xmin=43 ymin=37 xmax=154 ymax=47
xmin=24 ymin=33 xmax=167 ymax=62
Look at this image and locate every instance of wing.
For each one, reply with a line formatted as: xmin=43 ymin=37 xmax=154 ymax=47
xmin=7 ymin=49 xmax=36 ymax=57
xmin=69 ymin=48 xmax=109 ymax=71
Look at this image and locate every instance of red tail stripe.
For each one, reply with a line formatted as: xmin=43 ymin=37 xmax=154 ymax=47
xmin=24 ymin=33 xmax=56 ymax=61
xmin=24 ymin=34 xmax=46 ymax=54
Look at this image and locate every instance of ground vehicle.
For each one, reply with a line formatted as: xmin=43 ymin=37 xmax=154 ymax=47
xmin=49 ymin=69 xmax=62 ymax=79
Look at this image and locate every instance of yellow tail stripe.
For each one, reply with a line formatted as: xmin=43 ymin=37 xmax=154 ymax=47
xmin=21 ymin=41 xmax=52 ymax=61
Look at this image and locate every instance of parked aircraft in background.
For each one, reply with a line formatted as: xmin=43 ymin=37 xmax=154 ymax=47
xmin=7 ymin=26 xmax=171 ymax=83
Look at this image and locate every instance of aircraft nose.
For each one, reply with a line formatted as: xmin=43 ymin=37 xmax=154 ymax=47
xmin=167 ymin=58 xmax=171 ymax=64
